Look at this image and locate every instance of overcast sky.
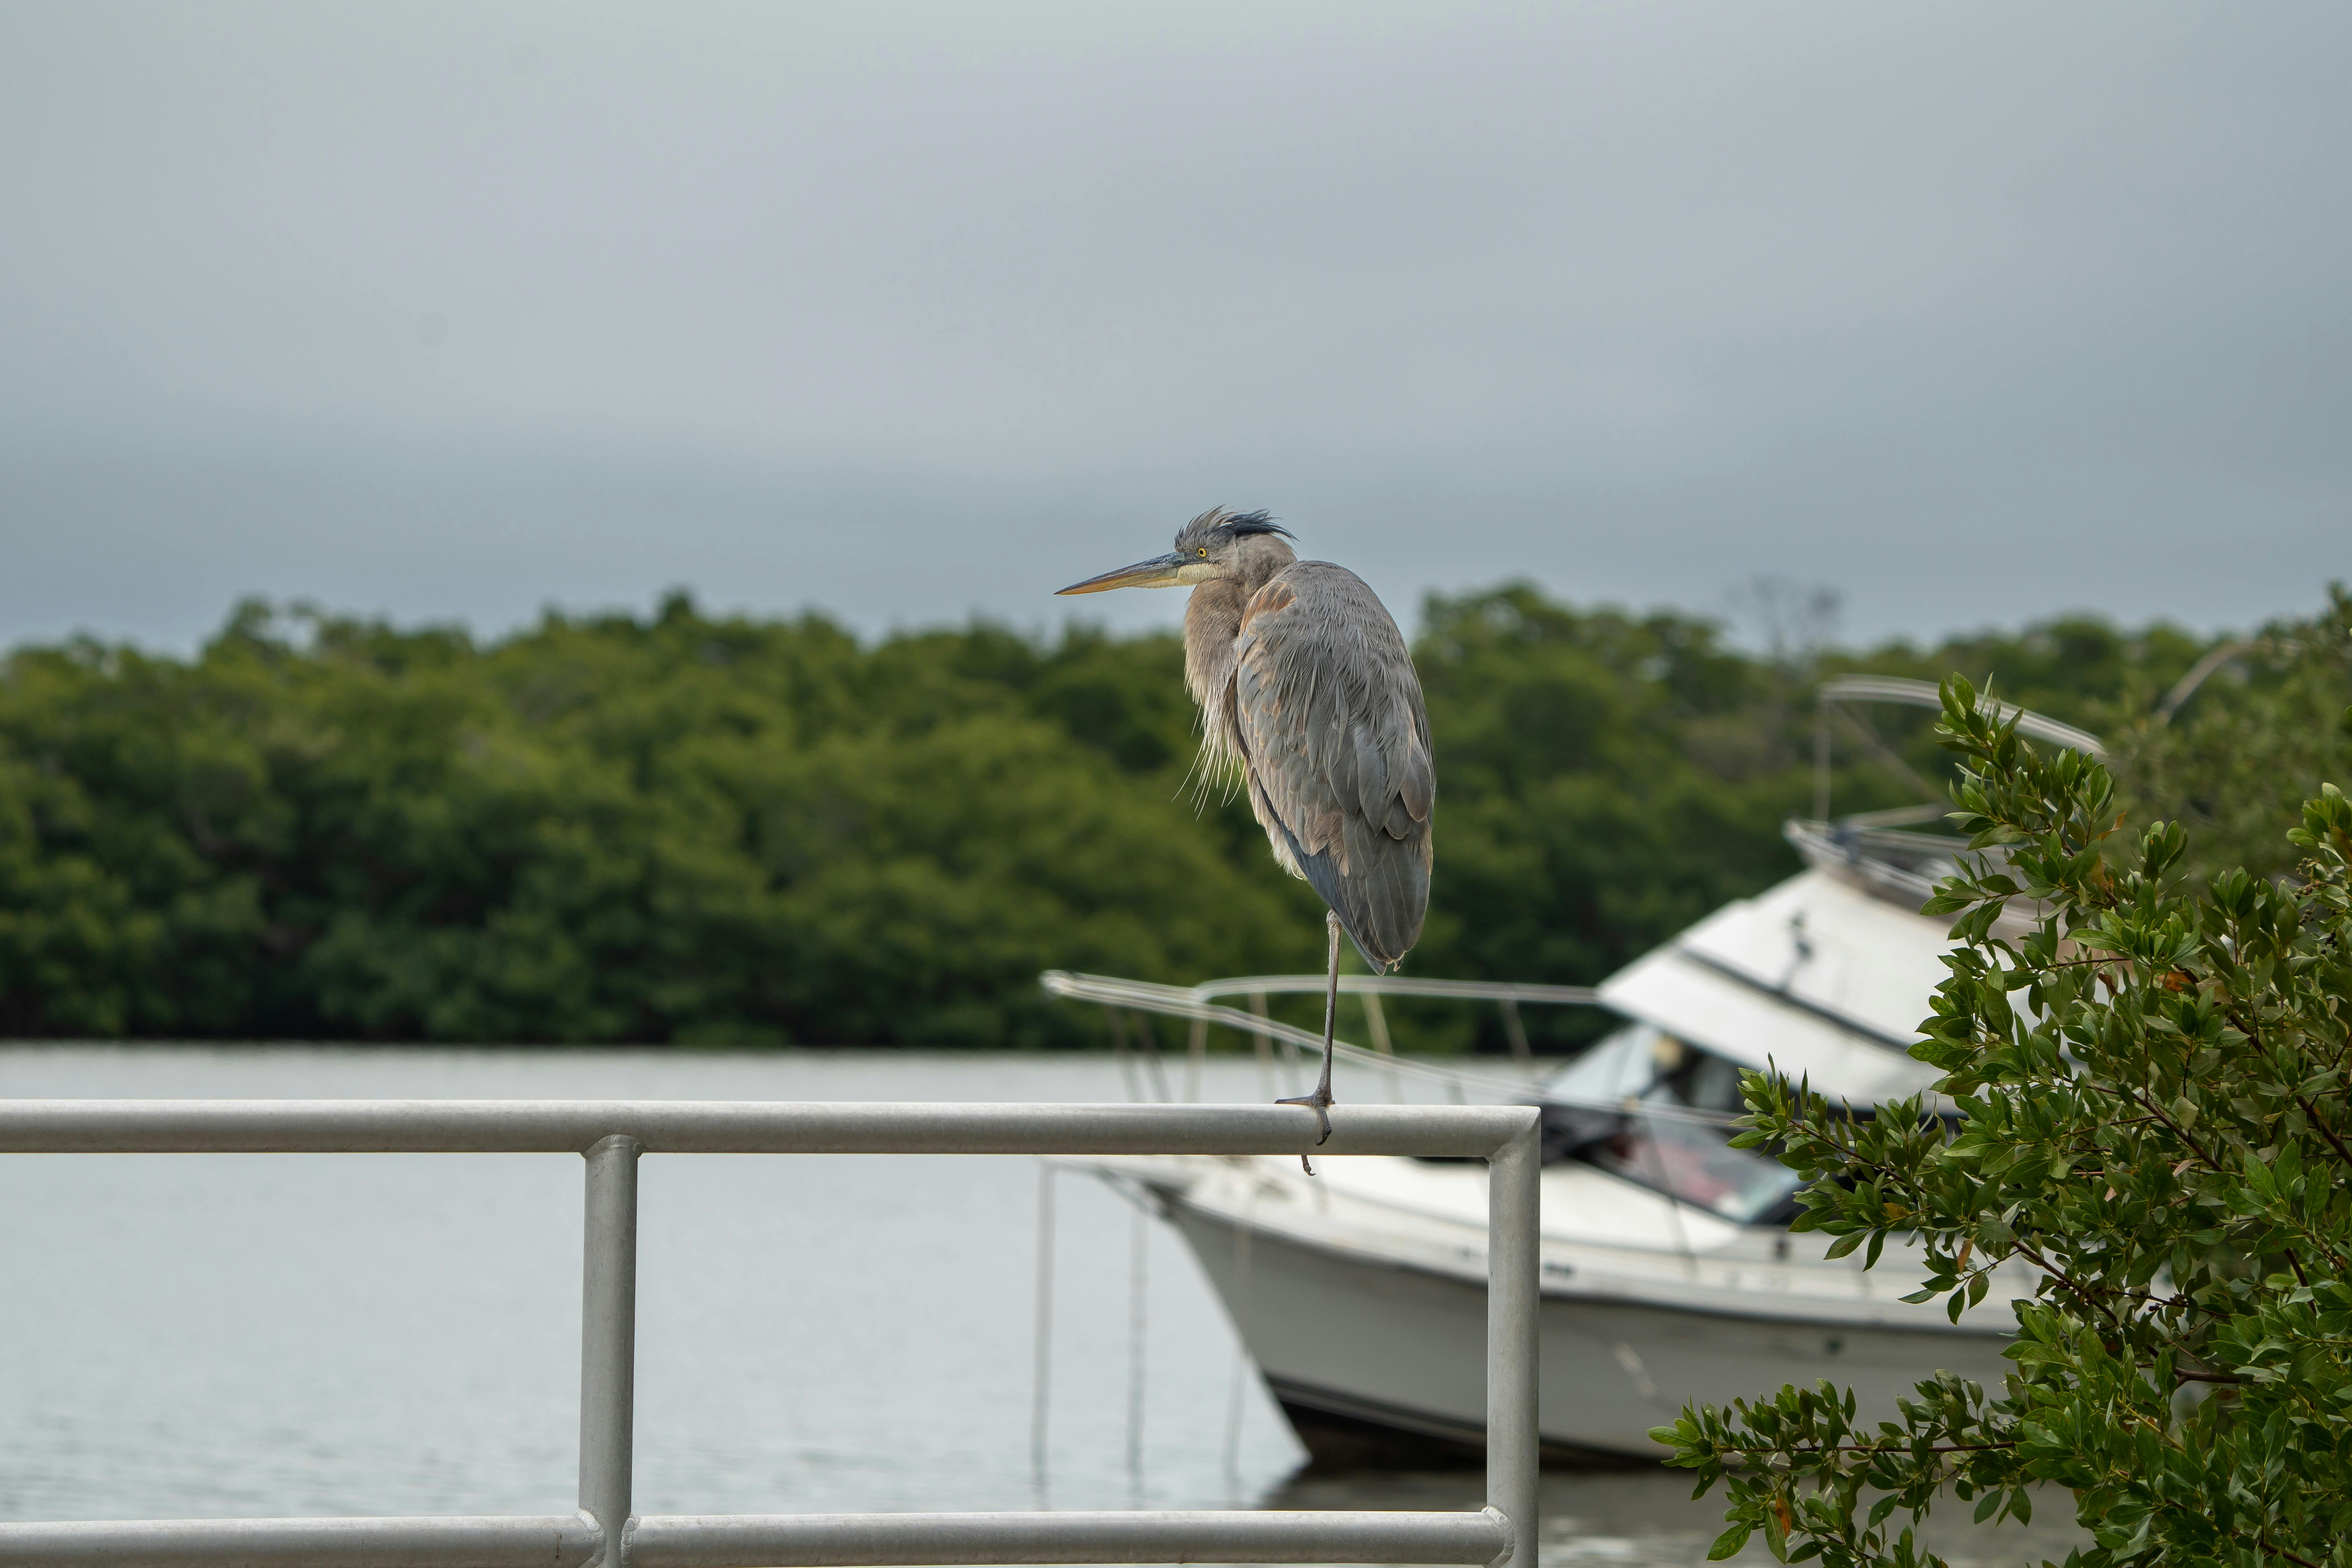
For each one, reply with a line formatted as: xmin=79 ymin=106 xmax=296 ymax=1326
xmin=3 ymin=2 xmax=2345 ymax=654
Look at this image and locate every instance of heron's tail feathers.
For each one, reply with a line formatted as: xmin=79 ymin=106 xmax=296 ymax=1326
xmin=1262 ymin=795 xmax=1428 ymax=968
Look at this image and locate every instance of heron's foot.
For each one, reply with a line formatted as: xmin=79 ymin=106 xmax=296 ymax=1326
xmin=1275 ymin=1088 xmax=1335 ymax=1176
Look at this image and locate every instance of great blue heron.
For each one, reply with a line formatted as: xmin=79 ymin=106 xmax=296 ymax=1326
xmin=1058 ymin=508 xmax=1433 ymax=1161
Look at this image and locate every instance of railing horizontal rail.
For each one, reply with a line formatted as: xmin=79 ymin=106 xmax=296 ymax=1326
xmin=0 ymin=1099 xmax=1533 ymax=1159
xmin=630 ymin=1509 xmax=1510 ymax=1567
xmin=0 ymin=1509 xmax=1507 ymax=1568
xmin=1191 ymin=974 xmax=1603 ymax=1005
xmin=0 ymin=1514 xmax=599 ymax=1568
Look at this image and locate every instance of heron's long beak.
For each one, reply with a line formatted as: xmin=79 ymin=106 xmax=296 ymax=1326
xmin=1056 ymin=552 xmax=1190 ymax=595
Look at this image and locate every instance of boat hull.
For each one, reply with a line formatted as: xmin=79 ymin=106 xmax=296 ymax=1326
xmin=1163 ymin=1191 xmax=2013 ymax=1467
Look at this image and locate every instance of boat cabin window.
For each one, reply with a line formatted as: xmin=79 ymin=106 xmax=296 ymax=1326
xmin=1536 ymin=1023 xmax=1803 ymax=1226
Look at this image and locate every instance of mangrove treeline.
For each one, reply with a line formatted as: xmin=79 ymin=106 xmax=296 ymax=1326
xmin=1 ymin=583 xmax=2341 ymax=1049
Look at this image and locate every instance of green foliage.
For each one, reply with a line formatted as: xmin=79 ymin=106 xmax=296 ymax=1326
xmin=2104 ymin=587 xmax=2352 ymax=881
xmin=0 ymin=585 xmax=2305 ymax=1047
xmin=1652 ymin=675 xmax=2352 ymax=1568
xmin=0 ymin=599 xmax=1319 ymax=1044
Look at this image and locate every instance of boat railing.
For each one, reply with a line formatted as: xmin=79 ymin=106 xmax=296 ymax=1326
xmin=1190 ymin=975 xmax=1598 ymax=1071
xmin=1814 ymin=675 xmax=2106 ymax=758
xmin=1039 ymin=970 xmax=1748 ymax=1130
xmin=0 ymin=1097 xmax=1544 ymax=1568
xmin=1810 ymin=673 xmax=2104 ymax=826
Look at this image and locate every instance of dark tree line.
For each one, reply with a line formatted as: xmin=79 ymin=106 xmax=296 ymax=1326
xmin=1 ymin=583 xmax=2333 ymax=1048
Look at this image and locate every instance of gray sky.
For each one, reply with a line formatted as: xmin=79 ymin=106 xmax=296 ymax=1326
xmin=3 ymin=2 xmax=2345 ymax=654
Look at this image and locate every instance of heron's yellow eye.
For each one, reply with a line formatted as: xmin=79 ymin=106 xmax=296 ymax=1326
xmin=1197 ymin=547 xmax=1208 ymax=558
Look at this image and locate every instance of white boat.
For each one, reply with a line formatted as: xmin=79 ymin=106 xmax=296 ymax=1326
xmin=1043 ymin=680 xmax=2085 ymax=1465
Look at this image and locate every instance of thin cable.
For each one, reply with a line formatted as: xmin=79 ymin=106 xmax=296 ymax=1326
xmin=1498 ymin=998 xmax=1534 ymax=1072
xmin=1133 ymin=1013 xmax=1173 ymax=1103
xmin=1103 ymin=1007 xmax=1143 ymax=1102
xmin=1359 ymin=990 xmax=1404 ymax=1103
xmin=1250 ymin=992 xmax=1274 ymax=1101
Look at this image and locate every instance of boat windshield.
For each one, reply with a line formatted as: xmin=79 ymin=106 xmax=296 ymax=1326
xmin=1537 ymin=1023 xmax=1803 ymax=1225
xmin=1581 ymin=1108 xmax=1804 ymax=1225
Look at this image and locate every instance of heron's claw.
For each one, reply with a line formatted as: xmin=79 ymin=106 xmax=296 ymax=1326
xmin=1276 ymin=1089 xmax=1335 ymax=1173
xmin=1276 ymin=1089 xmax=1334 ymax=1143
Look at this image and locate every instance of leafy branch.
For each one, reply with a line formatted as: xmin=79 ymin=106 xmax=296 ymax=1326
xmin=1652 ymin=674 xmax=2352 ymax=1568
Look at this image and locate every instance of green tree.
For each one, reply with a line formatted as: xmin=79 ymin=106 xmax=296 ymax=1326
xmin=1654 ymin=676 xmax=2352 ymax=1568
xmin=2102 ymin=587 xmax=2352 ymax=882
xmin=0 ymin=598 xmax=1323 ymax=1044
xmin=0 ymin=585 xmax=2282 ymax=1047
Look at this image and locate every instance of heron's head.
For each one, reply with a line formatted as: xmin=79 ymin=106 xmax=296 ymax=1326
xmin=1056 ymin=508 xmax=1294 ymax=596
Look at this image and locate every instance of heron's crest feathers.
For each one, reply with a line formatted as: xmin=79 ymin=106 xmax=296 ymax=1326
xmin=1173 ymin=506 xmax=1294 ymax=553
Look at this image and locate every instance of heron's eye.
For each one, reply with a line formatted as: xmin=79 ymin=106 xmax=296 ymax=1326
xmin=1197 ymin=547 xmax=1208 ymax=558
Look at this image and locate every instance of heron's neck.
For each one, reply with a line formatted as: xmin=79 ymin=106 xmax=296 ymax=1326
xmin=1182 ymin=582 xmax=1244 ymax=710
xmin=1181 ymin=538 xmax=1293 ymax=714
xmin=1235 ymin=534 xmax=1297 ymax=594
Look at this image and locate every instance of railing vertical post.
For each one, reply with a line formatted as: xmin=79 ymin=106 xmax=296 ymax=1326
xmin=580 ymin=1134 xmax=641 ymax=1568
xmin=1485 ymin=1122 xmax=1540 ymax=1568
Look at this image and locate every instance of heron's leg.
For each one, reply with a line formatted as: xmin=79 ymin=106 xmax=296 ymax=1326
xmin=1309 ymin=908 xmax=1340 ymax=1114
xmin=1276 ymin=910 xmax=1344 ymax=1169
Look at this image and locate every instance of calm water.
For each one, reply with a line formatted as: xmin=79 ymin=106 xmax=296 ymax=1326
xmin=0 ymin=1047 xmax=2077 ymax=1566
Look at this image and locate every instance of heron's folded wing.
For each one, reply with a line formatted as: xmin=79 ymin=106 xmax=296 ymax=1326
xmin=1232 ymin=562 xmax=1433 ymax=968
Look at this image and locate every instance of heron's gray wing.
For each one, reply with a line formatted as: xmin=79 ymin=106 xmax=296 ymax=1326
xmin=1230 ymin=562 xmax=1433 ymax=968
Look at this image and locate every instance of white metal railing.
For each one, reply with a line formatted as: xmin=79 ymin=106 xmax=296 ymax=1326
xmin=1182 ymin=975 xmax=1601 ymax=1074
xmin=1041 ymin=969 xmax=1604 ymax=1098
xmin=1814 ymin=675 xmax=2107 ymax=758
xmin=1185 ymin=975 xmax=1601 ymax=1005
xmin=1040 ymin=972 xmax=1746 ymax=1131
xmin=0 ymin=1098 xmax=1541 ymax=1568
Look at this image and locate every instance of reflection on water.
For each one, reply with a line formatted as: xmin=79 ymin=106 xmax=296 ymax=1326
xmin=1 ymin=1047 xmax=2081 ymax=1565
